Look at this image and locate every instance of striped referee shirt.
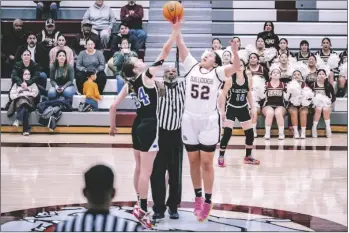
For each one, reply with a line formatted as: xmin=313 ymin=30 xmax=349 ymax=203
xmin=159 ymin=80 xmax=186 ymax=131
xmin=54 ymin=210 xmax=141 ymax=232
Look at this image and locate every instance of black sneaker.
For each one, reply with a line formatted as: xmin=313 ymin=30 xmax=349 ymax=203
xmin=152 ymin=212 xmax=164 ymax=220
xmin=168 ymin=209 xmax=179 ymax=219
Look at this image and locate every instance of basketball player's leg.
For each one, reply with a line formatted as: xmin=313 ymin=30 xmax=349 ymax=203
xmin=219 ymin=108 xmax=235 ymax=167
xmin=262 ymin=106 xmax=274 ymax=139
xmin=312 ymin=107 xmax=322 ymax=138
xmin=133 ymin=149 xmax=141 ymax=200
xmin=288 ymin=106 xmax=299 ymax=138
xmin=299 ymin=107 xmax=308 ymax=139
xmin=275 ymin=106 xmax=286 ymax=139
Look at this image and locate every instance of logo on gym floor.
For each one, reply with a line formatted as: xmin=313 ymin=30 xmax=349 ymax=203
xmin=1 ymin=202 xmax=346 ymax=231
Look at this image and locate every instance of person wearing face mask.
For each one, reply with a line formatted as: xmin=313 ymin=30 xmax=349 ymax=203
xmin=8 ymin=69 xmax=39 ymax=136
xmin=73 ymin=21 xmax=101 ymax=56
xmin=37 ymin=19 xmax=62 ymax=51
xmin=49 ymin=35 xmax=74 ymax=66
xmin=312 ymin=69 xmax=336 ymax=138
xmin=112 ymin=38 xmax=138 ymax=93
xmin=2 ymin=19 xmax=27 ymax=77
xmin=109 ymin=20 xmax=182 ymax=228
xmin=257 ymin=21 xmax=279 ymax=49
xmin=262 ymin=65 xmax=287 ymax=140
xmin=150 ymin=66 xmax=186 ymax=221
xmin=295 ymin=40 xmax=314 ymax=64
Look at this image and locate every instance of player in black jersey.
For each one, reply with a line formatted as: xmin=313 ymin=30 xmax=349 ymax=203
xmin=218 ymin=59 xmax=260 ymax=166
xmin=109 ymin=20 xmax=182 ymax=229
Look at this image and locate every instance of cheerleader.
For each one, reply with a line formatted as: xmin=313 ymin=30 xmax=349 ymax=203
xmin=262 ymin=65 xmax=287 ymax=140
xmin=210 ymin=38 xmax=224 ymax=58
xmin=336 ymin=62 xmax=347 ymax=97
xmin=315 ymin=38 xmax=336 ymax=63
xmin=222 ymin=50 xmax=232 ymax=65
xmin=278 ymin=38 xmax=294 ymax=57
xmin=278 ymin=53 xmax=293 ymax=83
xmin=218 ymin=59 xmax=260 ymax=166
xmin=295 ymin=40 xmax=314 ymax=64
xmin=305 ymin=55 xmax=318 ymax=87
xmin=339 ymin=48 xmax=348 ymax=64
xmin=255 ymin=37 xmax=268 ymax=67
xmin=312 ymin=69 xmax=336 ymax=138
xmin=226 ymin=37 xmax=242 ymax=51
xmin=286 ymin=63 xmax=312 ymax=139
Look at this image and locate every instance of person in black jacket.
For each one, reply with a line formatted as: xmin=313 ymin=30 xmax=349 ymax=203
xmin=34 ymin=1 xmax=60 ymax=20
xmin=110 ymin=23 xmax=139 ymax=53
xmin=12 ymin=49 xmax=46 ymax=96
xmin=72 ymin=21 xmax=101 ymax=56
xmin=1 ymin=19 xmax=27 ymax=77
xmin=257 ymin=21 xmax=279 ymax=49
xmin=37 ymin=19 xmax=62 ymax=51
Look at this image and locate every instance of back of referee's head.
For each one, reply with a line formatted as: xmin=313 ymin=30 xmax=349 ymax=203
xmin=83 ymin=165 xmax=116 ymax=206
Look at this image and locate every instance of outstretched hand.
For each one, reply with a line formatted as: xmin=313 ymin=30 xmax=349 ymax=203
xmin=231 ymin=40 xmax=239 ymax=53
xmin=171 ymin=17 xmax=182 ymax=32
xmin=109 ymin=127 xmax=118 ymax=136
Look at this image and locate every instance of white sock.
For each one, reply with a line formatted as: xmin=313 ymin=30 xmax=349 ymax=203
xmin=313 ymin=121 xmax=318 ymax=129
xmin=293 ymin=126 xmax=299 ymax=133
xmin=279 ymin=126 xmax=285 ymax=135
xmin=265 ymin=126 xmax=271 ymax=134
xmin=325 ymin=119 xmax=331 ymax=129
xmin=301 ymin=127 xmax=306 ymax=134
xmin=253 ymin=123 xmax=257 ymax=132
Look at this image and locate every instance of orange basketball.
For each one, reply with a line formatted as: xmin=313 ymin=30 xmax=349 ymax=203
xmin=163 ymin=1 xmax=184 ymax=23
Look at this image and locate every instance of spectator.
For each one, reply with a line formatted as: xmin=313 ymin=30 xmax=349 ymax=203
xmin=120 ymin=1 xmax=147 ymax=49
xmin=73 ymin=21 xmax=101 ymax=56
xmin=34 ymin=1 xmax=60 ymax=20
xmin=339 ymin=48 xmax=348 ymax=64
xmin=1 ymin=19 xmax=27 ymax=77
xmin=315 ymin=38 xmax=336 ymax=63
xmin=278 ymin=53 xmax=293 ymax=83
xmin=76 ymin=39 xmax=106 ymax=94
xmin=278 ymin=38 xmax=294 ymax=57
xmin=207 ymin=38 xmax=224 ymax=58
xmin=12 ymin=49 xmax=47 ymax=96
xmin=37 ymin=19 xmax=62 ymax=51
xmin=48 ymin=50 xmax=75 ymax=100
xmin=225 ymin=36 xmax=242 ymax=52
xmin=82 ymin=0 xmax=116 ymax=49
xmin=15 ymin=32 xmax=49 ymax=77
xmin=295 ymin=40 xmax=314 ymax=64
xmin=110 ymin=23 xmax=138 ymax=53
xmin=222 ymin=50 xmax=232 ymax=65
xmin=8 ymin=69 xmax=39 ymax=136
xmin=305 ymin=55 xmax=318 ymax=87
xmin=83 ymin=71 xmax=102 ymax=111
xmin=257 ymin=21 xmax=279 ymax=49
xmin=112 ymin=38 xmax=138 ymax=93
xmin=49 ymin=34 xmax=74 ymax=66
xmin=54 ymin=164 xmax=141 ymax=232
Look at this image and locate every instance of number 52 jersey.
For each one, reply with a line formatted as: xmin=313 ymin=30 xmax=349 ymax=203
xmin=183 ymin=54 xmax=227 ymax=114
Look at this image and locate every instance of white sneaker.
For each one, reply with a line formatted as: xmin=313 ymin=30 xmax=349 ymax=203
xmin=279 ymin=134 xmax=285 ymax=140
xmin=293 ymin=131 xmax=300 ymax=139
xmin=13 ymin=120 xmax=19 ymax=127
xmin=326 ymin=128 xmax=332 ymax=138
xmin=264 ymin=133 xmax=270 ymax=140
xmin=254 ymin=130 xmax=257 ymax=138
xmin=312 ymin=127 xmax=318 ymax=138
xmin=300 ymin=132 xmax=306 ymax=139
xmin=22 ymin=132 xmax=30 ymax=136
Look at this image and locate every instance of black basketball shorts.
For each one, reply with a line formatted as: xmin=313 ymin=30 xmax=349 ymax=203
xmin=226 ymin=105 xmax=251 ymax=123
xmin=132 ymin=117 xmax=159 ymax=152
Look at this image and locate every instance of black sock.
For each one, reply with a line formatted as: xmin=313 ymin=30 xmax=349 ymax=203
xmin=140 ymin=199 xmax=147 ymax=212
xmin=194 ymin=188 xmax=202 ymax=197
xmin=205 ymin=193 xmax=212 ymax=204
xmin=246 ymin=148 xmax=252 ymax=157
xmin=219 ymin=150 xmax=225 ymax=157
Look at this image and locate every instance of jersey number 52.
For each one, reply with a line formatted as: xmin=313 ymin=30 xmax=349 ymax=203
xmin=191 ymin=84 xmax=210 ymax=100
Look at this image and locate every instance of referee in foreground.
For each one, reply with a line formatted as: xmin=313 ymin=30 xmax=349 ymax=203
xmin=151 ymin=65 xmax=185 ymax=221
xmin=55 ymin=165 xmax=142 ymax=232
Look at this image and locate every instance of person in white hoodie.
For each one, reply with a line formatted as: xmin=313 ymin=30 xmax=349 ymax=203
xmin=83 ymin=0 xmax=116 ymax=49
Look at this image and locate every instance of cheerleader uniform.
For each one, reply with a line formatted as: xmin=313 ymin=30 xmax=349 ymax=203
xmin=305 ymin=69 xmax=317 ymax=87
xmin=315 ymin=50 xmax=336 ymax=64
xmin=288 ymin=82 xmax=307 ymax=110
xmin=334 ymin=50 xmax=348 ymax=81
xmin=294 ymin=52 xmax=314 ymax=64
xmin=246 ymin=65 xmax=269 ymax=81
xmin=279 ymin=65 xmax=292 ymax=83
xmin=278 ymin=49 xmax=294 ymax=57
xmin=263 ymin=81 xmax=286 ymax=109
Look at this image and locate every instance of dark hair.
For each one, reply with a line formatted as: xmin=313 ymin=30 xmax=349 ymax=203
xmin=300 ymin=40 xmax=310 ymax=51
xmin=279 ymin=38 xmax=288 ymax=44
xmin=249 ymin=52 xmax=260 ymax=61
xmin=240 ymin=59 xmax=246 ymax=67
xmin=322 ymin=37 xmax=332 ymax=46
xmin=214 ymin=52 xmax=222 ymax=67
xmin=86 ymin=70 xmax=96 ymax=78
xmin=22 ymin=49 xmax=31 ymax=56
xmin=121 ymin=38 xmax=130 ymax=44
xmin=86 ymin=39 xmax=95 ymax=45
xmin=84 ymin=165 xmax=114 ymax=204
xmin=316 ymin=69 xmax=331 ymax=91
xmin=119 ymin=22 xmax=129 ymax=30
xmin=263 ymin=21 xmax=274 ymax=33
xmin=317 ymin=69 xmax=327 ymax=76
xmin=308 ymin=54 xmax=317 ymax=61
xmin=54 ymin=50 xmax=67 ymax=68
xmin=256 ymin=37 xmax=265 ymax=46
xmin=121 ymin=59 xmax=137 ymax=78
xmin=57 ymin=34 xmax=66 ymax=41
xmin=212 ymin=38 xmax=221 ymax=45
xmin=26 ymin=31 xmax=36 ymax=38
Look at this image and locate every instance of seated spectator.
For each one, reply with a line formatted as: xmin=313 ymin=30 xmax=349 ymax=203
xmin=206 ymin=38 xmax=224 ymax=58
xmin=315 ymin=38 xmax=336 ymax=63
xmin=221 ymin=50 xmax=232 ymax=66
xmin=83 ymin=71 xmax=102 ymax=111
xmin=37 ymin=19 xmax=62 ymax=52
xmin=8 ymin=69 xmax=39 ymax=136
xmin=305 ymin=55 xmax=318 ymax=87
xmin=76 ymin=39 xmax=106 ymax=94
xmin=339 ymin=48 xmax=348 ymax=64
xmin=82 ymin=0 xmax=116 ymax=49
xmin=34 ymin=1 xmax=60 ymax=20
xmin=257 ymin=21 xmax=279 ymax=49
xmin=49 ymin=35 xmax=74 ymax=66
xmin=12 ymin=49 xmax=47 ymax=96
xmin=295 ymin=40 xmax=314 ymax=64
xmin=113 ymin=38 xmax=138 ymax=93
xmin=336 ymin=62 xmax=347 ymax=97
xmin=15 ymin=32 xmax=49 ymax=77
xmin=121 ymin=1 xmax=147 ymax=50
xmin=225 ymin=36 xmax=242 ymax=52
xmin=110 ymin=23 xmax=138 ymax=53
xmin=48 ymin=50 xmax=75 ymax=100
xmin=73 ymin=21 xmax=101 ymax=56
xmin=278 ymin=38 xmax=294 ymax=57
xmin=54 ymin=164 xmax=141 ymax=232
xmin=1 ymin=19 xmax=27 ymax=77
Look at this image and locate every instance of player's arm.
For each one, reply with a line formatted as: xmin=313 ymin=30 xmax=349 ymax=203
xmin=176 ymin=31 xmax=190 ymax=63
xmin=109 ymin=84 xmax=129 ymax=135
xmin=218 ymin=78 xmax=231 ymax=115
xmin=224 ymin=47 xmax=240 ymax=78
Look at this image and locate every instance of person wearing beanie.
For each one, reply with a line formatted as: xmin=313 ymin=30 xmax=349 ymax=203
xmin=257 ymin=21 xmax=280 ymax=49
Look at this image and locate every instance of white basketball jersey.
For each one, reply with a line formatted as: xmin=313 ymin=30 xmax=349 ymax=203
xmin=184 ymin=64 xmax=224 ymax=114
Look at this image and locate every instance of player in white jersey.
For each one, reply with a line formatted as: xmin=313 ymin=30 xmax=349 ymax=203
xmin=176 ymin=30 xmax=240 ymax=222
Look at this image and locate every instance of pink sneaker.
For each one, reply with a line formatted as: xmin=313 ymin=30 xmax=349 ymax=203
xmin=218 ymin=156 xmax=225 ymax=167
xmin=132 ymin=205 xmax=152 ymax=229
xmin=194 ymin=197 xmax=204 ymax=216
xmin=198 ymin=202 xmax=213 ymax=222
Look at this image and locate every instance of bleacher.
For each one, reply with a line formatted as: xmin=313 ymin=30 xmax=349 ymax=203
xmin=1 ymin=0 xmax=347 ymax=134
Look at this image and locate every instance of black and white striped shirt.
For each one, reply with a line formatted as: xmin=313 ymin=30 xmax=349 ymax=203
xmin=159 ymin=81 xmax=186 ymax=131
xmin=54 ymin=211 xmax=141 ymax=232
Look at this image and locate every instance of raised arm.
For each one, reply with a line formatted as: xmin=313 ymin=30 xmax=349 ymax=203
xmin=224 ymin=41 xmax=240 ymax=77
xmin=218 ymin=77 xmax=232 ymax=117
xmin=109 ymin=84 xmax=129 ymax=135
xmin=176 ymin=31 xmax=189 ymax=63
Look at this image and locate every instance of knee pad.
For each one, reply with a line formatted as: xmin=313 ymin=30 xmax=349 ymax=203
xmin=185 ymin=144 xmax=200 ymax=152
xmin=220 ymin=127 xmax=232 ymax=149
xmin=199 ymin=144 xmax=217 ymax=153
xmin=245 ymin=128 xmax=254 ymax=146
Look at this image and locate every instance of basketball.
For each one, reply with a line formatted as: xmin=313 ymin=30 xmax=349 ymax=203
xmin=163 ymin=1 xmax=184 ymax=22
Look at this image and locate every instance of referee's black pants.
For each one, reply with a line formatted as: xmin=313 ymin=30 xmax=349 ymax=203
xmin=150 ymin=127 xmax=183 ymax=214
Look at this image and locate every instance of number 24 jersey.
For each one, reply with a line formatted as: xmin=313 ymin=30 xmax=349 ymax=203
xmin=183 ymin=54 xmax=226 ymax=114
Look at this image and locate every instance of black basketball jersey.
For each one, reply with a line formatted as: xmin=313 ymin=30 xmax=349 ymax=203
xmin=128 ymin=74 xmax=158 ymax=118
xmin=227 ymin=72 xmax=249 ymax=107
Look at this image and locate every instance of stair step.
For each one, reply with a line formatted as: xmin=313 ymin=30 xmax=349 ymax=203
xmin=149 ymin=7 xmax=211 ymax=21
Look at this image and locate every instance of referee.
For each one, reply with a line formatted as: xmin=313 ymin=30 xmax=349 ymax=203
xmin=151 ymin=65 xmax=185 ymax=221
xmin=55 ymin=165 xmax=142 ymax=232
